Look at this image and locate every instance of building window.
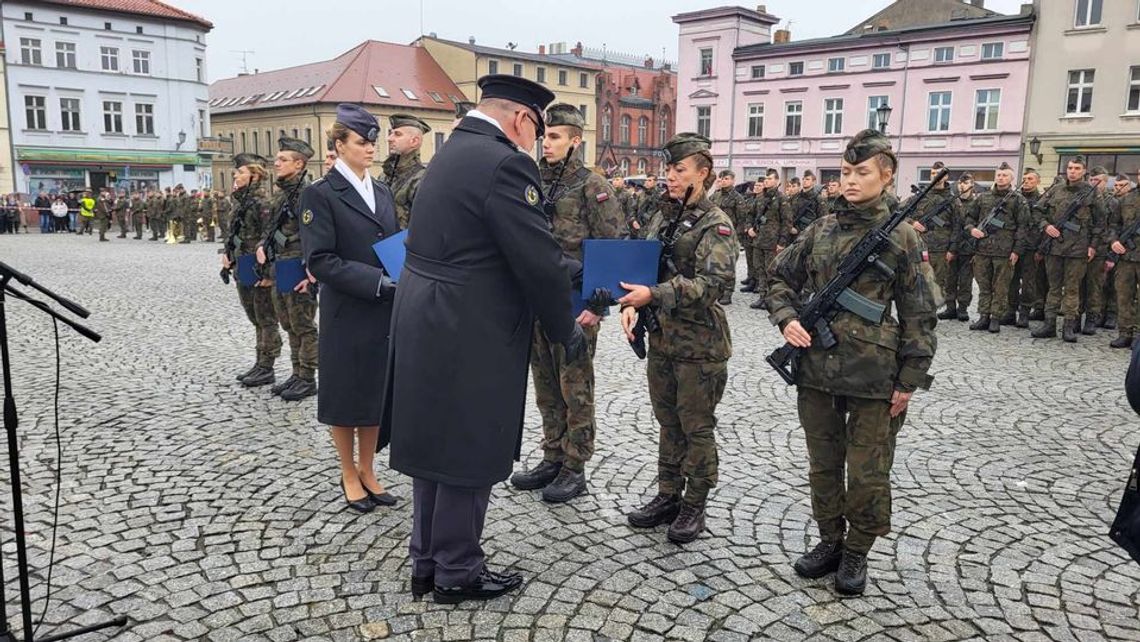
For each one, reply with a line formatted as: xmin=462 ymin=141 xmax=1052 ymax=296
xmin=659 ymin=108 xmax=669 ymax=144
xmin=867 ymin=95 xmax=889 ymax=129
xmin=1066 ymin=69 xmax=1094 ymax=114
xmin=20 ymin=38 xmax=42 ymax=66
xmin=196 ymin=58 xmax=204 ymax=82
xmin=824 ymin=98 xmax=844 ymax=135
xmin=132 ymin=50 xmax=150 ymax=75
xmin=637 ymin=117 xmax=648 ymax=145
xmin=56 ymin=42 xmax=76 ymax=69
xmin=104 ymin=21 xmax=112 ymax=30
xmin=579 ymin=104 xmax=588 ymax=120
xmin=200 ymin=110 xmax=207 ymax=137
xmin=974 ymin=89 xmax=1001 ymax=130
xmin=784 ymin=101 xmax=802 ymax=137
xmin=827 ymin=57 xmax=845 ymax=73
xmin=579 ymin=73 xmax=589 ymax=88
xmin=59 ymin=16 xmax=67 ymax=25
xmin=872 ymin=53 xmax=890 ymax=70
xmin=101 ymin=46 xmax=119 ymax=71
xmin=401 ymin=88 xmax=418 ymax=100
xmin=558 ymin=69 xmax=567 ymax=85
xmin=750 ymin=65 xmax=765 ymax=79
xmin=789 ymin=61 xmax=804 ymax=76
xmin=252 ymin=130 xmax=259 ymax=154
xmin=696 ymin=106 xmax=711 ymax=138
xmin=103 ymin=101 xmax=123 ymax=133
xmin=512 ymin=63 xmax=523 ymax=77
xmin=488 ymin=60 xmax=498 ymax=75
xmin=135 ymin=103 xmax=154 ymax=135
xmin=24 ymin=96 xmax=46 ymax=130
xmin=23 ymin=12 xmax=32 ymax=21
xmin=1075 ymin=0 xmax=1103 ymax=27
xmin=637 ymin=158 xmax=647 ymax=174
xmin=602 ymin=106 xmax=612 ymax=141
xmin=1128 ymin=66 xmax=1140 ymax=113
xmin=60 ymin=98 xmax=81 ymax=131
xmin=305 ymin=127 xmax=312 ymax=144
xmin=928 ymin=91 xmax=952 ymax=131
xmin=136 ymin=26 xmax=143 ymax=34
xmin=536 ymin=66 xmax=546 ymax=83
xmin=699 ymin=48 xmax=713 ymax=76
xmin=621 ymin=158 xmax=630 ymax=175
xmin=434 ymin=131 xmax=444 ymax=151
xmin=981 ymin=42 xmax=1004 ymax=60
xmin=240 ymin=131 xmax=246 ymax=152
xmin=620 ymin=115 xmax=632 ymax=145
xmin=748 ymin=103 xmax=764 ymax=137
xmin=934 ymin=47 xmax=954 ymax=63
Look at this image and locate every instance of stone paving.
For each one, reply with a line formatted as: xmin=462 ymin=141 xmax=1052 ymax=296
xmin=0 ymin=233 xmax=1138 ymax=642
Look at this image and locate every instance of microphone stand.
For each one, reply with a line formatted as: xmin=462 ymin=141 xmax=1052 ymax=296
xmin=0 ymin=262 xmax=126 ymax=642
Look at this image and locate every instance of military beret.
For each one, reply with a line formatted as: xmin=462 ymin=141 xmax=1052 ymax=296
xmin=843 ymin=129 xmax=897 ymax=169
xmin=336 ymin=103 xmax=379 ymax=143
xmin=1071 ymin=155 xmax=1087 ymax=166
xmin=278 ymin=136 xmax=314 ymax=159
xmin=477 ymin=74 xmax=556 ymax=136
xmin=932 ymin=161 xmax=946 ymax=170
xmin=802 ymin=169 xmax=815 ymax=179
xmin=662 ymin=132 xmax=711 ymax=164
xmin=997 ymin=161 xmax=1013 ymax=171
xmin=233 ymin=153 xmax=267 ymax=169
xmin=718 ymin=169 xmax=735 ymax=178
xmin=1091 ymin=165 xmax=1109 ymax=176
xmin=1117 ymin=174 xmax=1130 ymax=182
xmin=959 ymin=172 xmax=974 ymax=182
xmin=545 ymin=103 xmax=585 ymax=129
xmin=389 ymin=113 xmax=431 ymax=134
xmin=454 ymin=101 xmax=475 ymax=119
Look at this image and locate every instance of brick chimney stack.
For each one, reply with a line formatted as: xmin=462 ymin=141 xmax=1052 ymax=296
xmin=774 ymin=29 xmax=791 ymax=44
xmin=645 ymin=56 xmax=654 ymax=68
xmin=539 ymin=44 xmax=546 ymax=55
xmin=571 ymin=41 xmax=583 ymax=57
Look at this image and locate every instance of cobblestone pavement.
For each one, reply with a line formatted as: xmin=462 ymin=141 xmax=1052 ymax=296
xmin=0 ymin=234 xmax=1138 ymax=642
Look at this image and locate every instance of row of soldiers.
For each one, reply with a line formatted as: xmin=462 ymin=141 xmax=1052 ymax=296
xmin=87 ymin=186 xmax=235 ymax=244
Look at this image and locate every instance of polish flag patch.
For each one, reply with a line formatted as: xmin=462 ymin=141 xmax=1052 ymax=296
xmin=717 ymin=225 xmax=733 ymax=236
xmin=922 ymin=250 xmax=930 ymax=262
xmin=596 ymin=193 xmax=610 ymax=203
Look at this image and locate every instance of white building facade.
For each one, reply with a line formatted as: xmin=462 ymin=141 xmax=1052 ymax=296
xmin=2 ymin=0 xmax=212 ymax=195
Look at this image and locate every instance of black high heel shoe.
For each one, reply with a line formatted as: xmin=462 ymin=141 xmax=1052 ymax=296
xmin=364 ymin=486 xmax=399 ymax=507
xmin=340 ymin=479 xmax=375 ymax=513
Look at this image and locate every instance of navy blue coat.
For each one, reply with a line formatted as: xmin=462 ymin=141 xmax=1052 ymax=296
xmin=299 ymin=168 xmax=398 ymax=427
xmin=380 ymin=116 xmax=576 ymax=488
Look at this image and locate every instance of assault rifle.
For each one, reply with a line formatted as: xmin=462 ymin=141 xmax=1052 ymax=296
xmin=765 ymin=168 xmax=950 ymax=386
xmin=963 ymin=189 xmax=1017 ymax=253
xmin=793 ymin=189 xmax=821 ymax=229
xmin=1110 ymin=218 xmax=1140 ymax=263
xmin=1039 ymin=182 xmax=1096 ymax=255
xmin=541 ymin=145 xmax=576 ymax=224
xmin=261 ymin=170 xmax=308 ymax=265
xmin=629 ymin=185 xmax=694 ymax=359
xmin=218 ymin=188 xmax=254 ymax=285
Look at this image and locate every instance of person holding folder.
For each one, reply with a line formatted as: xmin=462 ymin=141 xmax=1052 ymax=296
xmin=299 ymin=104 xmax=399 ymax=513
xmin=617 ymin=133 xmax=738 ymax=544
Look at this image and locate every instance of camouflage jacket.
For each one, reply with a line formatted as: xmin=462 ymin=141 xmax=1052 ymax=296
xmin=1035 ymin=181 xmax=1107 ymax=258
xmin=643 ymin=195 xmax=738 ymax=362
xmin=824 ymin=194 xmax=842 ymax=213
xmin=1093 ymin=191 xmax=1118 ymax=257
xmin=748 ymin=187 xmax=793 ymax=250
xmin=1110 ymin=190 xmax=1140 ymax=263
xmin=214 ymin=195 xmax=232 ymax=225
xmin=789 ymin=188 xmax=826 ymax=236
xmin=112 ymin=196 xmax=129 ymax=216
xmin=130 ymin=195 xmax=144 ymax=216
xmin=383 ymin=151 xmax=426 ymax=230
xmin=768 ymin=196 xmax=938 ymax=399
xmin=963 ymin=186 xmax=1031 ymax=257
xmin=538 ymin=156 xmax=624 ymax=262
xmin=710 ymin=187 xmax=748 ymax=236
xmin=904 ymin=185 xmax=961 ymax=253
xmin=95 ymin=197 xmax=113 ymax=220
xmin=266 ymin=173 xmax=312 ymax=260
xmin=147 ymin=195 xmax=162 ymax=219
xmin=614 ymin=187 xmax=636 ymax=221
xmin=229 ymin=183 xmax=271 ymax=255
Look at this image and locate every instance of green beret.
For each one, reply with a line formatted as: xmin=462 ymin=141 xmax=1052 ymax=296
xmin=545 ymin=103 xmax=585 ymax=129
xmin=278 ymin=136 xmax=314 ymax=159
xmin=1090 ymin=165 xmax=1109 ymax=176
xmin=663 ymin=132 xmax=711 ymax=164
xmin=389 ymin=113 xmax=431 ymax=134
xmin=843 ymin=129 xmax=897 ymax=169
xmin=233 ymin=153 xmax=267 ymax=168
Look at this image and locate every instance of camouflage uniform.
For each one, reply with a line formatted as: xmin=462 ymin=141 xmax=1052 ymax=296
xmin=200 ymin=194 xmax=217 ymax=242
xmin=267 ymin=172 xmax=318 ymax=382
xmin=215 ymin=193 xmax=232 ymax=241
xmin=710 ymin=186 xmax=746 ymax=303
xmin=643 ymin=195 xmax=737 ymax=507
xmin=1009 ymin=187 xmax=1046 ymax=319
xmin=1111 ymin=190 xmax=1140 ymax=340
xmin=94 ymin=193 xmax=112 ymax=241
xmin=148 ymin=192 xmax=164 ymax=240
xmin=130 ymin=193 xmax=146 ymax=239
xmin=789 ymin=187 xmax=825 ymax=240
xmin=943 ymin=191 xmax=977 ymax=317
xmin=531 ymin=153 xmax=624 ymax=472
xmin=963 ymin=185 xmax=1031 ymax=320
xmin=231 ymin=181 xmax=282 ymax=368
xmin=768 ymin=195 xmax=938 ymax=554
xmin=905 ymin=185 xmax=962 ymax=305
xmin=1080 ymin=190 xmax=1116 ymax=328
xmin=747 ymin=187 xmax=793 ymax=300
xmin=1036 ymin=182 xmax=1107 ymax=322
xmin=113 ymin=194 xmax=129 ymax=238
xmin=383 ymin=150 xmax=427 ymax=231
xmin=614 ymin=185 xmax=638 ymax=236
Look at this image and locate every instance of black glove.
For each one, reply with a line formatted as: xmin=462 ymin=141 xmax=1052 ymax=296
xmin=375 ymin=274 xmax=396 ymax=301
xmin=587 ymin=287 xmax=612 ymax=316
xmin=562 ymin=323 xmax=588 ymax=363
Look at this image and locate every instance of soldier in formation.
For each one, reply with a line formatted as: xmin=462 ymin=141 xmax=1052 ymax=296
xmin=710 ymin=170 xmax=747 ymax=305
xmin=383 ymin=114 xmax=431 ymax=230
xmin=745 ymin=168 xmax=792 ymax=310
xmin=908 ymin=162 xmax=963 ymax=322
xmin=1110 ymin=169 xmax=1140 ymax=348
xmin=963 ymin=162 xmax=1031 ymax=334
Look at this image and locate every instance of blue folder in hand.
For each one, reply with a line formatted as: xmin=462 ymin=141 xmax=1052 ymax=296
xmin=371 ymin=230 xmax=409 ymax=283
xmin=274 ymin=258 xmax=306 ymax=293
xmin=236 ymin=254 xmax=258 ymax=287
xmin=581 ymin=239 xmax=663 ymax=300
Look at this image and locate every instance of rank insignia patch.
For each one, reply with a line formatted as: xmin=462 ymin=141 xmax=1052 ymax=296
xmin=301 ymin=209 xmax=313 ymax=225
xmin=525 ymin=184 xmax=540 ymax=206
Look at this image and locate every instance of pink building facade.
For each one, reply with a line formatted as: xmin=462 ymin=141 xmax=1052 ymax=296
xmin=674 ymin=6 xmax=1035 ymax=192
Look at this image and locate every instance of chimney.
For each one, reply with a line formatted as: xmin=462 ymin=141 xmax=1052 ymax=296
xmin=971 ymin=0 xmax=984 ymax=6
xmin=757 ymin=4 xmax=766 ymax=13
xmin=773 ymin=29 xmax=791 ymax=44
xmin=539 ymin=44 xmax=546 ymax=55
xmin=645 ymin=56 xmax=653 ymax=68
xmin=468 ymin=36 xmax=475 ymax=45
xmin=429 ymin=31 xmax=437 ymax=38
xmin=571 ymin=41 xmax=583 ymax=57
xmin=1020 ymin=3 xmax=1032 ymax=15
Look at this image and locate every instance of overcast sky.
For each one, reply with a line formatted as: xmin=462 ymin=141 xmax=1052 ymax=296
xmin=176 ymin=0 xmax=1030 ymax=83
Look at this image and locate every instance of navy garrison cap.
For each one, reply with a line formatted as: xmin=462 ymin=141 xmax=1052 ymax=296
xmin=477 ymin=74 xmax=556 ymax=136
xmin=336 ymin=103 xmax=379 ymax=143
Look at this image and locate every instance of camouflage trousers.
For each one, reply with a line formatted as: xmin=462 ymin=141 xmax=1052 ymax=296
xmin=1009 ymin=256 xmax=1047 ymax=313
xmin=1044 ymin=256 xmax=1087 ymax=319
xmin=750 ymin=246 xmax=776 ymax=298
xmin=237 ymin=283 xmax=282 ymax=367
xmin=531 ymin=321 xmax=599 ymax=471
xmin=740 ymin=236 xmax=755 ymax=282
xmin=133 ymin=217 xmax=146 ymax=239
xmin=647 ymin=353 xmax=726 ymax=507
xmin=942 ymin=254 xmax=973 ymax=310
xmin=77 ymin=216 xmax=93 ymax=234
xmin=150 ymin=217 xmax=163 ymax=239
xmin=1115 ymin=261 xmax=1140 ymax=335
xmin=1080 ymin=257 xmax=1109 ymax=321
xmin=797 ymin=387 xmax=905 ymax=555
xmin=272 ymin=287 xmax=319 ymax=380
xmin=929 ymin=251 xmax=951 ymax=299
xmin=95 ymin=217 xmax=109 ymax=239
xmin=973 ymin=256 xmax=1012 ymax=318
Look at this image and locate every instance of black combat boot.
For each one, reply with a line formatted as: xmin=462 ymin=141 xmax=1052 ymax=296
xmin=835 ymin=549 xmax=868 ymax=596
xmin=718 ymin=292 xmax=733 ymax=306
xmin=792 ymin=540 xmax=844 ymax=579
xmin=988 ymin=317 xmax=1000 ymax=333
xmin=1028 ymin=308 xmax=1045 ymax=321
xmin=957 ymin=308 xmax=970 ymax=322
xmin=749 ymin=298 xmax=767 ymax=310
xmin=271 ymin=375 xmax=298 ymax=396
xmin=280 ymin=377 xmax=317 ymax=401
xmin=936 ymin=304 xmax=957 ymax=320
xmin=1062 ymin=318 xmax=1079 ymax=343
xmin=739 ymin=282 xmax=757 ymax=293
xmin=666 ymin=502 xmax=705 ymax=544
xmin=628 ymin=493 xmax=681 ymax=528
xmin=998 ymin=311 xmax=1016 ymax=326
xmin=1103 ymin=312 xmax=1118 ymax=329
xmin=968 ymin=315 xmax=990 ymax=331
xmin=241 ymin=365 xmax=276 ymax=387
xmin=510 ymin=461 xmax=562 ymax=491
xmin=1015 ymin=307 xmax=1030 ymax=329
xmin=1081 ymin=314 xmax=1098 ymax=335
xmin=1031 ymin=314 xmax=1057 ymax=338
xmin=541 ymin=467 xmax=587 ymax=503
xmin=235 ymin=364 xmax=259 ymax=381
xmin=1111 ymin=334 xmax=1134 ymax=349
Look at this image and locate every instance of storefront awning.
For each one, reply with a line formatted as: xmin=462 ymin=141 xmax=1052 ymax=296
xmin=15 ymin=147 xmax=199 ymax=168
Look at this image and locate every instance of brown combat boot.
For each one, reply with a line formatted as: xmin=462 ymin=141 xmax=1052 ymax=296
xmin=666 ymin=502 xmax=706 ymax=544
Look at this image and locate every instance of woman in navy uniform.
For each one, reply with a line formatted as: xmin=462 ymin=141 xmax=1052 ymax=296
xmin=299 ymin=104 xmax=399 ymax=513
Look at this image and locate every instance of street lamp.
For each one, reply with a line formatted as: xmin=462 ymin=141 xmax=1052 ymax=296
xmin=1029 ymin=136 xmax=1043 ymax=165
xmin=876 ymin=102 xmax=893 ymax=133
xmin=175 ymin=130 xmax=187 ymax=150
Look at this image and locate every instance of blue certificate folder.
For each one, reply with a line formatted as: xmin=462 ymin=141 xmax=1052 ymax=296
xmin=235 ymin=254 xmax=258 ymax=287
xmin=371 ymin=230 xmax=409 ymax=283
xmin=274 ymin=258 xmax=306 ymax=293
xmin=581 ymin=239 xmax=662 ymax=301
